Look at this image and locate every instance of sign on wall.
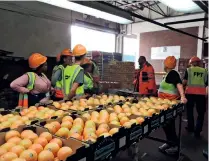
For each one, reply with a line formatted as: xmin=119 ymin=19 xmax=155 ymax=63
xmin=151 ymin=46 xmax=181 ymax=60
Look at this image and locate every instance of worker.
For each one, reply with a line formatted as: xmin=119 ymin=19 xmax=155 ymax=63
xmin=183 ymin=56 xmax=208 ymax=137
xmin=51 ymin=49 xmax=72 ymax=100
xmin=133 ymin=56 xmax=157 ymax=95
xmin=90 ymin=59 xmax=100 ymax=94
xmin=81 ymin=58 xmax=94 ymax=96
xmin=10 ymin=53 xmax=51 ymax=107
xmin=158 ymin=56 xmax=187 ymax=155
xmin=52 ymin=53 xmax=61 ymax=76
xmin=63 ymin=44 xmax=85 ymax=100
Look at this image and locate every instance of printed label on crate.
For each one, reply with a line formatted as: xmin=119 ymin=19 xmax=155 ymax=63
xmin=78 ymin=158 xmax=86 ymax=161
xmin=143 ymin=124 xmax=148 ymax=134
xmin=94 ymin=140 xmax=115 ymax=161
xmin=173 ymin=110 xmax=177 ymax=117
xmin=151 ymin=117 xmax=160 ymax=129
xmin=119 ymin=136 xmax=126 ymax=148
xmin=177 ymin=105 xmax=184 ymax=113
xmin=160 ymin=115 xmax=165 ymax=123
xmin=130 ymin=126 xmax=143 ymax=141
xmin=165 ymin=111 xmax=173 ymax=120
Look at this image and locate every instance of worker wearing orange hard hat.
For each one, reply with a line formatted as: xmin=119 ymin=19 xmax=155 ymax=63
xmin=183 ymin=56 xmax=208 ymax=137
xmin=62 ymin=44 xmax=86 ymax=100
xmin=52 ymin=53 xmax=61 ymax=76
xmin=10 ymin=53 xmax=52 ymax=108
xmin=158 ymin=56 xmax=187 ymax=155
xmin=81 ymin=58 xmax=94 ymax=96
xmin=51 ymin=49 xmax=73 ymax=100
xmin=133 ymin=56 xmax=157 ymax=96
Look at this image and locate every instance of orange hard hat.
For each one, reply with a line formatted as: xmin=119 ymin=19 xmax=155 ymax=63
xmin=189 ymin=56 xmax=200 ymax=64
xmin=28 ymin=53 xmax=47 ymax=69
xmin=72 ymin=44 xmax=87 ymax=56
xmin=164 ymin=56 xmax=176 ymax=69
xmin=82 ymin=58 xmax=92 ymax=65
xmin=56 ymin=53 xmax=61 ymax=62
xmin=61 ymin=48 xmax=72 ymax=56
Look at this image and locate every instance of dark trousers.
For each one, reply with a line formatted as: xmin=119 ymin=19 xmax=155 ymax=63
xmin=186 ymin=94 xmax=206 ymax=133
xmin=28 ymin=93 xmax=46 ymax=107
xmin=163 ymin=119 xmax=178 ymax=146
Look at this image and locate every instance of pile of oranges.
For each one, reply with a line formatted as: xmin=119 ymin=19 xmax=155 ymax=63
xmin=44 ymin=116 xmax=119 ymax=142
xmin=0 ymin=130 xmax=73 ymax=161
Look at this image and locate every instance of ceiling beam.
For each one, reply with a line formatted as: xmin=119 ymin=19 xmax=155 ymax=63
xmin=164 ymin=18 xmax=208 ymax=25
xmin=193 ymin=1 xmax=208 ymax=14
xmin=154 ymin=1 xmax=167 ymax=16
xmin=118 ymin=1 xmax=143 ymax=7
xmin=99 ymin=2 xmax=206 ymax=41
xmin=139 ymin=3 xmax=166 ymax=17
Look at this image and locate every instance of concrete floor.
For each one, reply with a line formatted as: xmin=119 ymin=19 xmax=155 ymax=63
xmin=113 ymin=110 xmax=208 ymax=161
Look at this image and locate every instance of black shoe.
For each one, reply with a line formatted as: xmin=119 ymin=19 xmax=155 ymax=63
xmin=165 ymin=146 xmax=178 ymax=155
xmin=203 ymin=149 xmax=208 ymax=158
xmin=185 ymin=126 xmax=194 ymax=132
xmin=159 ymin=143 xmax=170 ymax=153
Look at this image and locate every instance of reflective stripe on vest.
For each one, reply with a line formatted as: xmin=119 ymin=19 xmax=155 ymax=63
xmin=84 ymin=73 xmax=93 ymax=90
xmin=185 ymin=67 xmax=207 ymax=95
xmin=18 ymin=72 xmax=36 ymax=108
xmin=64 ymin=65 xmax=84 ymax=96
xmin=54 ymin=65 xmax=65 ymax=98
xmin=158 ymin=71 xmax=179 ymax=96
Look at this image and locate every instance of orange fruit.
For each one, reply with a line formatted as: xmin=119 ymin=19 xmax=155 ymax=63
xmin=38 ymin=106 xmax=45 ymax=111
xmin=19 ymin=139 xmax=32 ymax=149
xmin=73 ymin=118 xmax=84 ymax=127
xmin=38 ymin=150 xmax=54 ymax=161
xmin=44 ymin=143 xmax=60 ymax=157
xmin=5 ymin=131 xmax=21 ymax=141
xmin=9 ymin=145 xmax=25 ymax=156
xmin=51 ymin=122 xmax=61 ymax=132
xmin=34 ymin=137 xmax=48 ymax=148
xmin=12 ymin=158 xmax=26 ymax=161
xmin=25 ymin=133 xmax=38 ymax=143
xmin=1 ymin=142 xmax=16 ymax=151
xmin=29 ymin=144 xmax=43 ymax=155
xmin=39 ymin=132 xmax=52 ymax=142
xmin=21 ymin=130 xmax=34 ymax=139
xmin=0 ymin=152 xmax=18 ymax=161
xmin=54 ymin=157 xmax=60 ymax=161
xmin=69 ymin=133 xmax=82 ymax=140
xmin=10 ymin=120 xmax=24 ymax=129
xmin=49 ymin=138 xmax=63 ymax=148
xmin=44 ymin=124 xmax=57 ymax=134
xmin=61 ymin=121 xmax=72 ymax=130
xmin=62 ymin=116 xmax=73 ymax=123
xmin=96 ymin=128 xmax=108 ymax=136
xmin=7 ymin=137 xmax=22 ymax=144
xmin=57 ymin=147 xmax=73 ymax=161
xmin=0 ymin=147 xmax=7 ymax=156
xmin=19 ymin=149 xmax=37 ymax=161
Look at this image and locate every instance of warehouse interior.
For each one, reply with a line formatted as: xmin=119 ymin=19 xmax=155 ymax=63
xmin=0 ymin=0 xmax=208 ymax=161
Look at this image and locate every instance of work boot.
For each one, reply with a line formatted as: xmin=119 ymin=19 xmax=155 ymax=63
xmin=159 ymin=143 xmax=170 ymax=153
xmin=203 ymin=149 xmax=208 ymax=158
xmin=165 ymin=146 xmax=178 ymax=155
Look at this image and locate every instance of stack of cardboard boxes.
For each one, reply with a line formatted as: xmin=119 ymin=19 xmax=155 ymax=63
xmin=103 ymin=61 xmax=135 ymax=89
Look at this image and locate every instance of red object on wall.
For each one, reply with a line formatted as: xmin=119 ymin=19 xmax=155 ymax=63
xmin=139 ymin=27 xmax=198 ymax=72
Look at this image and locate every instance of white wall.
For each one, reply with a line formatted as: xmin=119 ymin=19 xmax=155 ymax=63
xmin=0 ymin=2 xmax=118 ymax=58
xmin=129 ymin=13 xmax=205 ymax=58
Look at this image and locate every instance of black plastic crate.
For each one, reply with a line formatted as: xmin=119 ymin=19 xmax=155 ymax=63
xmin=148 ymin=113 xmax=161 ymax=132
xmin=89 ymin=127 xmax=126 ymax=161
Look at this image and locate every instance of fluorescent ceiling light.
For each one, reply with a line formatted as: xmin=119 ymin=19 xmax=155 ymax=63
xmin=159 ymin=0 xmax=202 ymax=12
xmin=37 ymin=0 xmax=133 ymax=24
